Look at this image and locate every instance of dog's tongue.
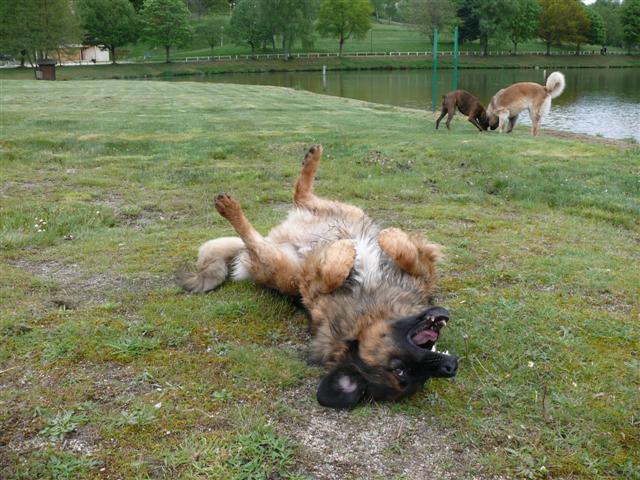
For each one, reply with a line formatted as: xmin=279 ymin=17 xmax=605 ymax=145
xmin=412 ymin=329 xmax=438 ymax=345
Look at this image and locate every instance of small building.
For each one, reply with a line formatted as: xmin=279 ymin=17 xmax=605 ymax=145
xmin=80 ymin=45 xmax=110 ymax=63
xmin=36 ymin=59 xmax=56 ymax=80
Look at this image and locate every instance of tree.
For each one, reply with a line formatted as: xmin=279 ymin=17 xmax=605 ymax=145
xmin=187 ymin=0 xmax=229 ymax=16
xmin=140 ymin=0 xmax=193 ymax=62
xmin=317 ymin=0 xmax=371 ymax=55
xmin=456 ymin=0 xmax=480 ymax=44
xmin=259 ymin=0 xmax=318 ymax=57
xmin=229 ymin=0 xmax=266 ymax=55
xmin=621 ymin=0 xmax=640 ymax=53
xmin=0 ymin=0 xmax=79 ymax=73
xmin=586 ymin=7 xmax=606 ymax=48
xmin=475 ymin=0 xmax=515 ymax=55
xmin=371 ymin=0 xmax=385 ymax=22
xmin=400 ymin=0 xmax=457 ymax=40
xmin=593 ymin=0 xmax=623 ymax=48
xmin=507 ymin=0 xmax=540 ymax=54
xmin=538 ymin=0 xmax=588 ymax=55
xmin=454 ymin=0 xmax=515 ymax=54
xmin=77 ymin=0 xmax=139 ymax=64
xmin=384 ymin=1 xmax=397 ymax=24
xmin=566 ymin=0 xmax=590 ymax=55
xmin=196 ymin=15 xmax=228 ymax=54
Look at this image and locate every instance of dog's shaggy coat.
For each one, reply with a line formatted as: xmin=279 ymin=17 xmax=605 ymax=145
xmin=178 ymin=145 xmax=458 ymax=408
xmin=487 ymin=71 xmax=566 ymax=136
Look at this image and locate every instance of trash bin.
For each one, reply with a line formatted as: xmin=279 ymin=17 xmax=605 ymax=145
xmin=37 ymin=59 xmax=56 ymax=80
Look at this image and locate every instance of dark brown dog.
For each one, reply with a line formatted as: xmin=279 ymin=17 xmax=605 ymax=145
xmin=178 ymin=145 xmax=458 ymax=409
xmin=435 ymin=90 xmax=492 ymax=132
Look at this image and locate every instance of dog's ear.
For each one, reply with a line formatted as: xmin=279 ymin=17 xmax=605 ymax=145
xmin=317 ymin=363 xmax=366 ymax=409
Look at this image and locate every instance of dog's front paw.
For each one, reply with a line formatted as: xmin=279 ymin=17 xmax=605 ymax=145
xmin=317 ymin=239 xmax=356 ymax=294
xmin=215 ymin=193 xmax=242 ymax=219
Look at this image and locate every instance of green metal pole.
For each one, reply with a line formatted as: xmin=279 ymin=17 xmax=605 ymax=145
xmin=432 ymin=29 xmax=438 ymax=112
xmin=453 ymin=26 xmax=459 ymax=91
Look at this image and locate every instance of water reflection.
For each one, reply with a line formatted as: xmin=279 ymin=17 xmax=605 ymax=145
xmin=170 ymin=68 xmax=640 ymax=141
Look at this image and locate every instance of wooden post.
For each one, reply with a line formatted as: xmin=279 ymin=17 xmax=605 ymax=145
xmin=432 ymin=29 xmax=438 ymax=112
xmin=453 ymin=26 xmax=459 ymax=91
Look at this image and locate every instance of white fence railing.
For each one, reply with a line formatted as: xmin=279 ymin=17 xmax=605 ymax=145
xmin=0 ymin=50 xmax=630 ymax=68
xmin=181 ymin=50 xmax=628 ymax=63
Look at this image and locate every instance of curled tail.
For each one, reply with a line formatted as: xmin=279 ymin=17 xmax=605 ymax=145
xmin=176 ymin=237 xmax=244 ymax=293
xmin=545 ymin=72 xmax=565 ymax=99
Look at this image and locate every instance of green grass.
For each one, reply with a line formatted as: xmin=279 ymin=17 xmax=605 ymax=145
xmin=39 ymin=410 xmax=89 ymax=441
xmin=1 ymin=80 xmax=639 ymax=479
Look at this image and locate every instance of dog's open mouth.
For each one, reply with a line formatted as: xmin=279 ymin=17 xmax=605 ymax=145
xmin=411 ymin=327 xmax=439 ymax=347
xmin=409 ymin=315 xmax=448 ymax=350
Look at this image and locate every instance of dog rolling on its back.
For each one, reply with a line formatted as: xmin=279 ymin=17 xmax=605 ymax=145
xmin=487 ymin=71 xmax=565 ymax=136
xmin=178 ymin=145 xmax=458 ymax=409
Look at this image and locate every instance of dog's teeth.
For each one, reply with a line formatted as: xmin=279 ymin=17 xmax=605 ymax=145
xmin=445 ymin=350 xmax=449 ymax=355
xmin=431 ymin=344 xmax=436 ymax=352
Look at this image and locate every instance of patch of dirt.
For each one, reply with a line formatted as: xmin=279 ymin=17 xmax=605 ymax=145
xmin=78 ymin=363 xmax=148 ymax=404
xmin=2 ymin=435 xmax=49 ymax=454
xmin=0 ymin=179 xmax=58 ymax=198
xmin=543 ymin=129 xmax=638 ymax=149
xmin=358 ymin=150 xmax=414 ymax=172
xmin=0 ymin=363 xmax=142 ymax=461
xmin=3 ymin=421 xmax=101 ymax=459
xmin=60 ymin=424 xmax=101 ymax=456
xmin=7 ymin=259 xmax=169 ymax=308
xmin=275 ymin=380 xmax=505 ymax=480
xmin=118 ymin=204 xmax=186 ymax=230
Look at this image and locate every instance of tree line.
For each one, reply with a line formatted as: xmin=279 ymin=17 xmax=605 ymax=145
xmin=226 ymin=0 xmax=640 ymax=56
xmin=0 ymin=0 xmax=639 ymax=69
xmin=391 ymin=0 xmax=640 ymax=55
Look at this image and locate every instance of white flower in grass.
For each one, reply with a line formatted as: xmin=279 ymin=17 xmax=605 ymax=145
xmin=528 ymin=361 xmax=535 ymax=368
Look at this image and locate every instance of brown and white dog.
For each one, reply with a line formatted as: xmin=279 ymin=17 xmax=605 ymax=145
xmin=435 ymin=89 xmax=493 ymax=132
xmin=178 ymin=145 xmax=458 ymax=409
xmin=487 ymin=71 xmax=565 ymax=136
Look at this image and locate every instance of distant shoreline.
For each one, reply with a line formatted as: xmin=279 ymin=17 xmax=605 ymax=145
xmin=1 ymin=54 xmax=638 ymax=81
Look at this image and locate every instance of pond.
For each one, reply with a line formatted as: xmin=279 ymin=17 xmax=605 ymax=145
xmin=172 ymin=67 xmax=640 ymax=142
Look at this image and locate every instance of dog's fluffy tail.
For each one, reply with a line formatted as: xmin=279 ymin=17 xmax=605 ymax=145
xmin=545 ymin=72 xmax=565 ymax=99
xmin=176 ymin=237 xmax=244 ymax=293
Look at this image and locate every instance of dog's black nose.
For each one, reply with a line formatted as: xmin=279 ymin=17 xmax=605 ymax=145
xmin=436 ymin=355 xmax=458 ymax=378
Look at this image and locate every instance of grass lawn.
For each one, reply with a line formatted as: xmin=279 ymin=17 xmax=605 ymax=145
xmin=1 ymin=80 xmax=638 ymax=479
xmin=121 ymin=22 xmax=628 ymax=61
